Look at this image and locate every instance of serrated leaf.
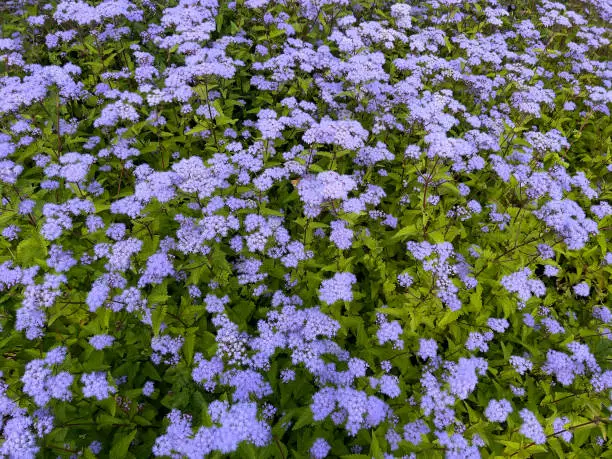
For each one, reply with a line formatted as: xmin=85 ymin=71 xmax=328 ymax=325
xmin=392 ymin=224 xmax=417 ymax=241
xmin=292 ymin=409 xmax=313 ymax=430
xmin=183 ymin=327 xmax=197 ymax=364
xmin=16 ymin=235 xmax=47 ymax=264
xmin=110 ymin=429 xmax=137 ymax=457
xmin=438 ymin=310 xmax=462 ymax=328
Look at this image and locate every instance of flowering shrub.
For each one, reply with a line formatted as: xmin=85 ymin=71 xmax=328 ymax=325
xmin=0 ymin=0 xmax=611 ymax=457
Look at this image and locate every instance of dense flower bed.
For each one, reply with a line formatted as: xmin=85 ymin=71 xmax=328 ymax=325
xmin=0 ymin=0 xmax=611 ymax=457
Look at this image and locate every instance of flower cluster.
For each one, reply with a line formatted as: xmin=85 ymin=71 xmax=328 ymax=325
xmin=0 ymin=0 xmax=610 ymax=457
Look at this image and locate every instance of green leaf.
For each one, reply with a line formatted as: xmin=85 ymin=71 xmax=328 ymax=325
xmin=183 ymin=327 xmax=197 ymax=364
xmin=292 ymin=409 xmax=313 ymax=430
xmin=97 ymin=413 xmax=131 ymax=428
xmin=16 ymin=235 xmax=47 ymax=264
xmin=369 ymin=430 xmax=384 ymax=459
xmin=392 ymin=224 xmax=417 ymax=241
xmin=151 ymin=304 xmax=167 ymax=336
xmin=438 ymin=310 xmax=462 ymax=328
xmin=110 ymin=429 xmax=137 ymax=457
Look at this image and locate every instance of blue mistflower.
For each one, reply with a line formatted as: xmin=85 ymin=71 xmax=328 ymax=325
xmin=377 ymin=316 xmax=404 ymax=350
xmin=519 ymin=409 xmax=546 ymax=444
xmin=484 ymin=399 xmax=513 ymax=422
xmin=573 ymin=281 xmax=590 ymax=297
xmin=81 ymin=372 xmax=116 ymax=401
xmin=142 ymin=381 xmax=155 ymax=396
xmin=329 ymin=220 xmax=354 ymax=250
xmin=403 ymin=419 xmax=430 ymax=445
xmin=310 ymin=438 xmax=331 ymax=459
xmin=319 ymin=272 xmax=356 ymax=305
xmin=553 ymin=417 xmax=572 ymax=442
xmin=89 ymin=334 xmax=115 ymax=350
xmin=417 ymin=338 xmax=438 ymax=361
xmin=487 ymin=317 xmax=509 ymax=333
xmin=397 ymin=272 xmax=413 ymax=288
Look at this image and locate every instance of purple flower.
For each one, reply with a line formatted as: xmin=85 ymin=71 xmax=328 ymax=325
xmin=89 ymin=334 xmax=115 ymax=350
xmin=519 ymin=409 xmax=546 ymax=444
xmin=509 ymin=356 xmax=533 ymax=375
xmin=591 ymin=202 xmax=612 ymax=220
xmin=22 ymin=349 xmax=73 ymax=407
xmin=537 ymin=244 xmax=555 ymax=260
xmin=533 ymin=199 xmax=598 ymax=250
xmin=18 ymin=199 xmax=36 ymax=215
xmin=81 ymin=372 xmax=116 ymax=400
xmin=1 ymin=225 xmax=20 ymax=240
xmin=418 ymin=338 xmax=438 ymax=360
xmin=46 ymin=245 xmax=77 ymax=272
xmin=543 ymin=265 xmax=559 ymax=277
xmin=465 ymin=332 xmax=493 ymax=352
xmin=593 ymin=306 xmax=612 ymax=323
xmin=391 ymin=3 xmax=412 ymax=29
xmin=386 ymin=428 xmax=401 ymax=451
xmin=445 ymin=357 xmax=488 ymax=400
xmin=89 ymin=441 xmax=103 ymax=454
xmin=192 ymin=355 xmax=224 ymax=391
xmin=152 ymin=403 xmax=271 ymax=456
xmin=553 ymin=417 xmax=572 ymax=442
xmin=500 ymin=268 xmax=546 ymax=301
xmin=510 ymin=384 xmax=526 ymax=396
xmin=220 ymin=369 xmax=272 ymax=402
xmin=138 ymin=252 xmax=175 ymax=287
xmin=303 ymin=117 xmax=368 ymax=151
xmin=540 ymin=341 xmax=599 ymax=386
xmin=311 ymin=386 xmax=389 ymax=435
xmin=297 ymin=171 xmax=357 ymax=218
xmin=403 ymin=419 xmax=430 ymax=445
xmin=0 ymin=415 xmax=40 ymax=458
xmin=487 ymin=318 xmax=509 ymax=333
xmin=542 ymin=317 xmax=565 ymax=334
xmin=280 ymin=369 xmax=295 ymax=383
xmin=329 ymin=220 xmax=353 ymax=250
xmin=573 ymin=282 xmax=590 ymax=297
xmin=310 ymin=438 xmax=331 ymax=459
xmin=319 ymin=272 xmax=356 ymax=305
xmin=484 ymin=399 xmax=513 ymax=422
xmin=142 ymin=381 xmax=155 ymax=396
xmin=397 ymin=272 xmax=413 ymax=288
xmin=106 ymin=223 xmax=127 ymax=241
xmin=151 ymin=335 xmax=184 ymax=366
xmin=377 ymin=316 xmax=404 ymax=350
xmin=376 ymin=375 xmax=401 ymax=398
xmin=86 ymin=215 xmax=105 ymax=233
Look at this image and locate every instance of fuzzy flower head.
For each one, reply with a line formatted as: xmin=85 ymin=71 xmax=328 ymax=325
xmin=81 ymin=372 xmax=116 ymax=400
xmin=418 ymin=338 xmax=438 ymax=361
xmin=573 ymin=282 xmax=590 ymax=297
xmin=319 ymin=272 xmax=356 ymax=305
xmin=376 ymin=314 xmax=404 ymax=350
xmin=89 ymin=334 xmax=115 ymax=350
xmin=487 ymin=318 xmax=509 ymax=333
xmin=310 ymin=438 xmax=331 ymax=459
xmin=500 ymin=268 xmax=546 ymax=301
xmin=519 ymin=409 xmax=546 ymax=444
xmin=484 ymin=399 xmax=513 ymax=423
xmin=142 ymin=381 xmax=155 ymax=396
xmin=297 ymin=171 xmax=357 ymax=218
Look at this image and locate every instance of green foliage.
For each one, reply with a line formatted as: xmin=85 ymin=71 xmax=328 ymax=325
xmin=0 ymin=0 xmax=611 ymax=458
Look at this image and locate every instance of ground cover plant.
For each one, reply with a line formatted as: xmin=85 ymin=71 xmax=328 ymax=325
xmin=0 ymin=0 xmax=611 ymax=457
